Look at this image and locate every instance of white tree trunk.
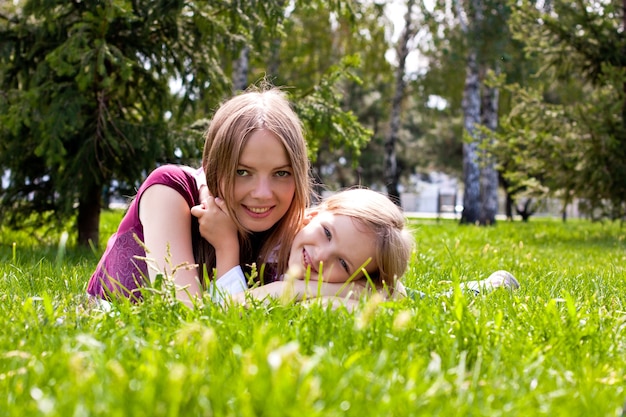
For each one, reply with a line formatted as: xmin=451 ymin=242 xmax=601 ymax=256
xmin=461 ymin=48 xmax=482 ymax=224
xmin=232 ymin=46 xmax=250 ymax=92
xmin=479 ymin=72 xmax=499 ymax=224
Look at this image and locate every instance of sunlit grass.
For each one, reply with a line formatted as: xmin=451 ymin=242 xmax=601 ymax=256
xmin=0 ymin=213 xmax=625 ymax=416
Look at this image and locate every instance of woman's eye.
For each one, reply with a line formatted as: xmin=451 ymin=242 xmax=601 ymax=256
xmin=323 ymin=226 xmax=331 ymax=240
xmin=275 ymin=170 xmax=291 ymax=177
xmin=236 ymin=169 xmax=249 ymax=176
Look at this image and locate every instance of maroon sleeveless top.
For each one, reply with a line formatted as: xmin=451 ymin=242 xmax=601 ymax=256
xmin=87 ymin=165 xmax=202 ymax=300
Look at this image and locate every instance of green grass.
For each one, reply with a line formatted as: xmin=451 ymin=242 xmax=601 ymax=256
xmin=1 ymin=211 xmax=625 ymax=416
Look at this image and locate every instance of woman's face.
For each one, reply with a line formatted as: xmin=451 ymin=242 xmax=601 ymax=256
xmin=230 ymin=129 xmax=296 ymax=233
xmin=288 ymin=210 xmax=378 ymax=283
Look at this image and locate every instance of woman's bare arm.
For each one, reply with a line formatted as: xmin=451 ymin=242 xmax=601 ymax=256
xmin=139 ymin=184 xmax=202 ymax=307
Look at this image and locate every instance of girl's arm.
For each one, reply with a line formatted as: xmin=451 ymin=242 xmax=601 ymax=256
xmin=139 ymin=184 xmax=203 ymax=307
xmin=229 ymin=277 xmax=403 ymax=307
xmin=229 ymin=279 xmax=370 ymax=305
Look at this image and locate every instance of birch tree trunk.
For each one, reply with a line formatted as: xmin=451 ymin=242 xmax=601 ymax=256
xmin=479 ymin=66 xmax=499 ymax=224
xmin=457 ymin=0 xmax=483 ymax=224
xmin=460 ymin=48 xmax=482 ymax=224
xmin=232 ymin=46 xmax=250 ymax=92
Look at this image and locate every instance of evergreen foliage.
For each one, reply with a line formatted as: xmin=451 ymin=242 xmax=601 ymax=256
xmin=0 ymin=0 xmax=283 ymax=244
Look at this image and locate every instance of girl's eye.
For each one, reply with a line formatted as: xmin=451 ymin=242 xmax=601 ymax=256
xmin=339 ymin=259 xmax=349 ymax=273
xmin=275 ymin=170 xmax=291 ymax=177
xmin=236 ymin=169 xmax=249 ymax=176
xmin=323 ymin=226 xmax=331 ymax=240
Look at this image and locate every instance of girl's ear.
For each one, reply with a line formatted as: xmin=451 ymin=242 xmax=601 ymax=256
xmin=302 ymin=209 xmax=319 ymax=226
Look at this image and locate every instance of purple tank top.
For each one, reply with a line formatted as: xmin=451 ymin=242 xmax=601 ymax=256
xmin=87 ymin=165 xmax=202 ymax=300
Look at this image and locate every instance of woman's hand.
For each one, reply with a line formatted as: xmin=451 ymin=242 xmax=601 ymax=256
xmin=191 ymin=196 xmax=240 ymax=279
xmin=191 ymin=197 xmax=237 ymax=247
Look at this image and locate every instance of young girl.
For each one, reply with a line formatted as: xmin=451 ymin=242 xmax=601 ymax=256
xmin=194 ymin=188 xmax=519 ymax=306
xmin=87 ymin=87 xmax=311 ymax=307
xmin=193 ymin=188 xmax=415 ymax=303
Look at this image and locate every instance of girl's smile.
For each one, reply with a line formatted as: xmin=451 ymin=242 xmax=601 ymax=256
xmin=289 ymin=211 xmax=378 ymax=283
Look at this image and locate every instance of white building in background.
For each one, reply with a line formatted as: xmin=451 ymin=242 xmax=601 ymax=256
xmin=1 ymin=170 xmax=9 ymax=189
xmin=400 ymin=172 xmax=460 ymax=213
xmin=399 ymin=172 xmax=586 ymax=220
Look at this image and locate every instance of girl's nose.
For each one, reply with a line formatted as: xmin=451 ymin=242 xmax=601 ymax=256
xmin=315 ymin=244 xmax=331 ymax=265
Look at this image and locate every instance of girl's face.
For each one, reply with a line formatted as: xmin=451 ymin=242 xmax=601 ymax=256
xmin=231 ymin=129 xmax=296 ymax=233
xmin=288 ymin=211 xmax=378 ymax=283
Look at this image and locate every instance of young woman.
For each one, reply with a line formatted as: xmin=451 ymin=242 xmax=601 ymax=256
xmin=87 ymin=87 xmax=311 ymax=307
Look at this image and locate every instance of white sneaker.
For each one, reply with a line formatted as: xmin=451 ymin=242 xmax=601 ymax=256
xmin=461 ymin=270 xmax=520 ymax=295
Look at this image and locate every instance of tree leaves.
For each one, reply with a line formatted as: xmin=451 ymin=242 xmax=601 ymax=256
xmin=494 ymin=0 xmax=626 ymax=219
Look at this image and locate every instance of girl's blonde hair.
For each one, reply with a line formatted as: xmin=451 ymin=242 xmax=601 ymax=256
xmin=199 ymin=86 xmax=311 ymax=282
xmin=315 ymin=188 xmax=414 ymax=291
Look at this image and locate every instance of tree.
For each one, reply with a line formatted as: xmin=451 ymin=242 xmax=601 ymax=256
xmin=325 ymin=2 xmax=397 ymax=191
xmin=457 ymin=0 xmax=483 ymax=224
xmin=384 ymin=0 xmax=419 ymax=206
xmin=455 ymin=0 xmax=512 ymax=225
xmin=415 ymin=0 xmax=513 ymax=224
xmin=493 ymin=0 xmax=626 ymax=220
xmin=3 ymin=1 xmax=189 ymax=245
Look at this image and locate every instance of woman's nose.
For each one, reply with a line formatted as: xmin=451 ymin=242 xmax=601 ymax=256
xmin=250 ymin=177 xmax=273 ymax=199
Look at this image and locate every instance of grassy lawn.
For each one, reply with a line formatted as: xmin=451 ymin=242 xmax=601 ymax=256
xmin=0 ymin=211 xmax=625 ymax=416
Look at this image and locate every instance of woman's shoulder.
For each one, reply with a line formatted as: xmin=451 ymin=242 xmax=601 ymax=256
xmin=144 ymin=165 xmax=197 ymax=185
xmin=139 ymin=165 xmax=200 ymax=203
xmin=149 ymin=164 xmax=192 ymax=177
